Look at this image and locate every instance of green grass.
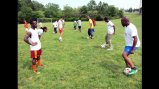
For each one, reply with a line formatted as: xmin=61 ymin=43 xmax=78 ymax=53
xmin=18 ymin=13 xmax=142 ymax=89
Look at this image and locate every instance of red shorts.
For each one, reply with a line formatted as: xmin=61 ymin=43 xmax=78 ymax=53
xmin=59 ymin=28 xmax=63 ymax=34
xmin=30 ymin=49 xmax=42 ymax=58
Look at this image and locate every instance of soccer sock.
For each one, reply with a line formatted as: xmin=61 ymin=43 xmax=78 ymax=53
xmin=37 ymin=59 xmax=42 ymax=66
xmin=32 ymin=65 xmax=37 ymax=71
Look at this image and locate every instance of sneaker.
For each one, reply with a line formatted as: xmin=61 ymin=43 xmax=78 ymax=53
xmin=107 ymin=48 xmax=113 ymax=50
xmin=128 ymin=69 xmax=138 ymax=75
xmin=33 ymin=70 xmax=40 ymax=74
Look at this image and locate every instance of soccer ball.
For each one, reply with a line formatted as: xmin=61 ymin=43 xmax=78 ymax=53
xmin=59 ymin=37 xmax=62 ymax=42
xmin=124 ymin=68 xmax=131 ymax=75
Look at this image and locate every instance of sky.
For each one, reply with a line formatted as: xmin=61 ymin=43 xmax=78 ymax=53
xmin=33 ymin=0 xmax=142 ymax=10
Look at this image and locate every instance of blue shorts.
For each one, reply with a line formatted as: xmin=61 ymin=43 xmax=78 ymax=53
xmin=124 ymin=46 xmax=138 ymax=54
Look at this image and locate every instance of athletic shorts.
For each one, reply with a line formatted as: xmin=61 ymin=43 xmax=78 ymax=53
xmin=124 ymin=46 xmax=138 ymax=55
xmin=105 ymin=33 xmax=113 ymax=44
xmin=30 ymin=49 xmax=42 ymax=58
xmin=59 ymin=28 xmax=63 ymax=34
xmin=78 ymin=26 xmax=81 ymax=29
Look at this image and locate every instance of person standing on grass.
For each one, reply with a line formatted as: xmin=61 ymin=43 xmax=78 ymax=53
xmin=87 ymin=15 xmax=94 ymax=39
xmin=121 ymin=16 xmax=140 ymax=75
xmin=73 ymin=19 xmax=77 ymax=30
xmin=58 ymin=17 xmax=64 ymax=42
xmin=77 ymin=18 xmax=82 ymax=32
xmin=24 ymin=19 xmax=29 ymax=32
xmin=53 ymin=20 xmax=58 ymax=34
xmin=92 ymin=17 xmax=96 ymax=36
xmin=101 ymin=16 xmax=115 ymax=50
xmin=24 ymin=18 xmax=47 ymax=74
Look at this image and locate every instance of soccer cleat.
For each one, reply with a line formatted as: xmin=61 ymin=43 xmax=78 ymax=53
xmin=128 ymin=69 xmax=138 ymax=75
xmin=33 ymin=70 xmax=40 ymax=74
xmin=107 ymin=48 xmax=113 ymax=50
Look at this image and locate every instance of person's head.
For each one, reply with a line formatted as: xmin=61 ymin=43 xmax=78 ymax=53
xmin=41 ymin=26 xmax=48 ymax=32
xmin=87 ymin=15 xmax=90 ymax=19
xmin=60 ymin=16 xmax=63 ymax=20
xmin=121 ymin=16 xmax=130 ymax=27
xmin=104 ymin=17 xmax=109 ymax=22
xmin=30 ymin=18 xmax=37 ymax=29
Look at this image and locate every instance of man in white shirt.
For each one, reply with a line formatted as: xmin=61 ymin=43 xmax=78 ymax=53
xmin=53 ymin=20 xmax=58 ymax=34
xmin=121 ymin=16 xmax=140 ymax=75
xmin=101 ymin=17 xmax=115 ymax=50
xmin=77 ymin=18 xmax=82 ymax=32
xmin=73 ymin=20 xmax=77 ymax=30
xmin=24 ymin=18 xmax=47 ymax=74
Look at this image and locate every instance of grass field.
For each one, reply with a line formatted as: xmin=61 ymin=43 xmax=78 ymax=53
xmin=18 ymin=13 xmax=142 ymax=89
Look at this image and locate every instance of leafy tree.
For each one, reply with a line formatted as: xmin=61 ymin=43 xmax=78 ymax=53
xmin=44 ymin=3 xmax=60 ymax=18
xmin=63 ymin=5 xmax=74 ymax=18
xmin=32 ymin=1 xmax=45 ymax=11
xmin=108 ymin=5 xmax=118 ymax=17
xmin=87 ymin=0 xmax=97 ymax=10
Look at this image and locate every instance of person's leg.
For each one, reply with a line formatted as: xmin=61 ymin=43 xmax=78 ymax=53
xmin=122 ymin=52 xmax=135 ymax=68
xmin=37 ymin=49 xmax=43 ymax=66
xmin=105 ymin=33 xmax=110 ymax=48
xmin=55 ymin=28 xmax=57 ymax=33
xmin=122 ymin=46 xmax=138 ymax=75
xmin=54 ymin=28 xmax=56 ymax=33
xmin=59 ymin=29 xmax=63 ymax=41
xmin=107 ymin=34 xmax=113 ymax=50
xmin=88 ymin=29 xmax=91 ymax=38
xmin=92 ymin=29 xmax=94 ymax=38
xmin=30 ymin=50 xmax=37 ymax=72
xmin=78 ymin=26 xmax=81 ymax=32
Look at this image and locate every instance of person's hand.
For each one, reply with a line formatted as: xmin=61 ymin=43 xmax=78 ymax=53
xmin=131 ymin=49 xmax=134 ymax=54
xmin=31 ymin=42 xmax=37 ymax=46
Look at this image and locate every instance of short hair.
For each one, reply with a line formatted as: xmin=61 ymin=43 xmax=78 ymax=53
xmin=30 ymin=18 xmax=37 ymax=24
xmin=104 ymin=17 xmax=108 ymax=21
xmin=41 ymin=26 xmax=47 ymax=30
xmin=121 ymin=16 xmax=129 ymax=22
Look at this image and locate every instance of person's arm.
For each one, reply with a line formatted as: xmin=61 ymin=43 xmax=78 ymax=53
xmin=131 ymin=36 xmax=137 ymax=54
xmin=90 ymin=22 xmax=93 ymax=29
xmin=24 ymin=32 xmax=37 ymax=46
xmin=113 ymin=25 xmax=115 ymax=35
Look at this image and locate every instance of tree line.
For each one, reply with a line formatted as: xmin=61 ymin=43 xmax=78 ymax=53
xmin=18 ymin=0 xmax=124 ymax=23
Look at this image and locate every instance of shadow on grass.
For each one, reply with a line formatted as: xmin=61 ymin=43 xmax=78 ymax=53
xmin=98 ymin=59 xmax=122 ymax=74
xmin=93 ymin=45 xmax=101 ymax=48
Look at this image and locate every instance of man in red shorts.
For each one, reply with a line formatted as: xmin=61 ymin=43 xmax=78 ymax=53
xmin=24 ymin=18 xmax=46 ymax=74
xmin=58 ymin=17 xmax=64 ymax=42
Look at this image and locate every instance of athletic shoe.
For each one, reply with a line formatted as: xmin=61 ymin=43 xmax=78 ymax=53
xmin=107 ymin=48 xmax=113 ymax=50
xmin=33 ymin=70 xmax=40 ymax=74
xmin=128 ymin=69 xmax=138 ymax=75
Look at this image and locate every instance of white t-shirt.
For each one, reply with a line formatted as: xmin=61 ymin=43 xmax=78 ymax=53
xmin=58 ymin=20 xmax=63 ymax=29
xmin=28 ymin=28 xmax=41 ymax=50
xmin=38 ymin=29 xmax=44 ymax=36
xmin=53 ymin=21 xmax=58 ymax=28
xmin=74 ymin=21 xmax=77 ymax=26
xmin=107 ymin=21 xmax=114 ymax=34
xmin=77 ymin=20 xmax=81 ymax=26
xmin=124 ymin=23 xmax=140 ymax=47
